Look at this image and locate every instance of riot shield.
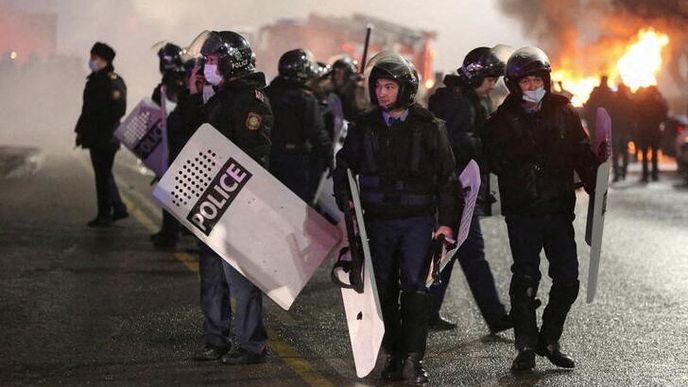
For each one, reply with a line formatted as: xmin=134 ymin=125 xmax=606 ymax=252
xmin=152 ymin=124 xmax=342 ymax=310
xmin=426 ymin=160 xmax=481 ymax=286
xmin=584 ymin=107 xmax=612 ymax=303
xmin=331 ymin=169 xmax=384 ymax=378
xmin=311 ymin=120 xmax=348 ymax=224
xmin=114 ymin=97 xmax=169 ymax=177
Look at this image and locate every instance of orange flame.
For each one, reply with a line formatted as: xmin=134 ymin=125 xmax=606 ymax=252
xmin=616 ymin=29 xmax=669 ymax=91
xmin=551 ymin=28 xmax=670 ymax=106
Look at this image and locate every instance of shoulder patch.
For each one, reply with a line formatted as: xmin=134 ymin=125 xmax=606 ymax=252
xmin=245 ymin=112 xmax=262 ymax=131
xmin=108 ymin=72 xmax=118 ymax=80
xmin=112 ymin=90 xmax=122 ymax=100
xmin=254 ymin=90 xmax=265 ymax=102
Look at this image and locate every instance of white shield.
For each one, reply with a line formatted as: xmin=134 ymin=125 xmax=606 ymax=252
xmin=426 ymin=160 xmax=481 ymax=286
xmin=585 ymin=107 xmax=612 ymax=303
xmin=312 ymin=120 xmax=349 ymax=224
xmin=338 ymin=169 xmax=384 ymax=378
xmin=153 ymin=124 xmax=342 ymax=310
xmin=115 ymin=97 xmax=169 ymax=177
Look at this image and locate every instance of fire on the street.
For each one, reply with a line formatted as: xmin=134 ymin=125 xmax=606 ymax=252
xmin=551 ymin=28 xmax=670 ymax=106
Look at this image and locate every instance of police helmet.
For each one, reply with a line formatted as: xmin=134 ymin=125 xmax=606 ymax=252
xmin=332 ymin=56 xmax=358 ymax=78
xmin=457 ymin=46 xmax=505 ymax=88
xmin=278 ymin=49 xmax=316 ymax=83
xmin=200 ymin=31 xmax=256 ymax=79
xmin=157 ymin=43 xmax=184 ymax=74
xmin=504 ymin=46 xmax=552 ymax=94
xmin=366 ymin=51 xmax=419 ymax=110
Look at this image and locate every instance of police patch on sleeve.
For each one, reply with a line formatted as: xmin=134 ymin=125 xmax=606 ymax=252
xmin=112 ymin=90 xmax=122 ymax=100
xmin=245 ymin=112 xmax=262 ymax=131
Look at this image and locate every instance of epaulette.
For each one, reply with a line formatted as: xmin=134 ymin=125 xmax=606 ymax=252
xmin=254 ymin=89 xmax=266 ymax=103
xmin=108 ymin=72 xmax=119 ymax=80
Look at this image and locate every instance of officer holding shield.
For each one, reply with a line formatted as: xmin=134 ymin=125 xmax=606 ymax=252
xmin=483 ymin=47 xmax=602 ymax=371
xmin=178 ymin=31 xmax=272 ymax=365
xmin=333 ymin=52 xmax=460 ymax=384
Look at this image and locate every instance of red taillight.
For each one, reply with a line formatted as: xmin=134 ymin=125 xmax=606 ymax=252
xmin=678 ymin=125 xmax=686 ymax=134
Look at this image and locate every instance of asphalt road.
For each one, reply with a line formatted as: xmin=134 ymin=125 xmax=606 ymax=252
xmin=1 ymin=148 xmax=687 ymax=386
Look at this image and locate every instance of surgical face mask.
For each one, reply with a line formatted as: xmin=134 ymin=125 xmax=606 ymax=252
xmin=522 ymin=87 xmax=546 ymax=103
xmin=203 ymin=64 xmax=223 ymax=86
xmin=88 ymin=60 xmax=101 ymax=72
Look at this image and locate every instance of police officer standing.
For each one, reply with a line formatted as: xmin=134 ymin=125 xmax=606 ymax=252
xmin=178 ymin=31 xmax=272 ymax=365
xmin=635 ymin=85 xmax=668 ymax=182
xmin=483 ymin=47 xmax=602 ymax=371
xmin=150 ymin=42 xmax=187 ymax=249
xmin=427 ymin=47 xmax=512 ymax=333
xmin=331 ymin=56 xmax=367 ymax=122
xmin=265 ymin=49 xmax=332 ymax=201
xmin=75 ymin=42 xmax=128 ymax=227
xmin=333 ymin=52 xmax=460 ymax=384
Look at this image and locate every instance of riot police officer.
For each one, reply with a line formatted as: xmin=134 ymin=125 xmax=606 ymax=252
xmin=265 ymin=49 xmax=332 ymax=201
xmin=75 ymin=42 xmax=128 ymax=227
xmin=150 ymin=42 xmax=187 ymax=249
xmin=178 ymin=30 xmax=272 ymax=365
xmin=331 ymin=56 xmax=367 ymax=121
xmin=483 ymin=47 xmax=601 ymax=371
xmin=333 ymin=52 xmax=460 ymax=384
xmin=427 ymin=47 xmax=512 ymax=333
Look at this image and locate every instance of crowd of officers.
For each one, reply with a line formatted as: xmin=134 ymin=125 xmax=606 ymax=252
xmin=583 ymin=76 xmax=668 ymax=183
xmin=75 ymin=31 xmax=624 ymax=384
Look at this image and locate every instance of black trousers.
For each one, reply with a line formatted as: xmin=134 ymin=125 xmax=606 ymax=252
xmin=89 ymin=145 xmax=125 ymax=218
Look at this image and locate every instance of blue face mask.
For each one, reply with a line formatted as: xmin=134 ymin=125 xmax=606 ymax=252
xmin=522 ymin=87 xmax=546 ymax=103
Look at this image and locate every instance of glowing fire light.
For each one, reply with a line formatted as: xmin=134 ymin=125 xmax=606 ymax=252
xmin=551 ymin=70 xmax=598 ymax=107
xmin=551 ymin=28 xmax=670 ymax=106
xmin=10 ymin=51 xmax=18 ymax=60
xmin=617 ymin=29 xmax=669 ymax=91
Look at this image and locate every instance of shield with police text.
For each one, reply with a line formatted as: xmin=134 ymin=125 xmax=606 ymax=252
xmin=153 ymin=124 xmax=342 ymax=310
xmin=115 ymin=97 xmax=169 ymax=177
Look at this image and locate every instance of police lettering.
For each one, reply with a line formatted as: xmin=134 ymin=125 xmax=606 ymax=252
xmin=187 ymin=157 xmax=252 ymax=235
xmin=133 ymin=119 xmax=163 ymax=159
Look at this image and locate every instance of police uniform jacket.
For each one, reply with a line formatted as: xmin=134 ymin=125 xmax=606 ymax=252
xmin=74 ymin=65 xmax=126 ymax=149
xmin=177 ymin=72 xmax=273 ymax=168
xmin=333 ymin=104 xmax=461 ymax=227
xmin=265 ymin=76 xmax=331 ymax=162
xmin=484 ymin=93 xmax=600 ymax=217
xmin=428 ymin=75 xmax=485 ymax=171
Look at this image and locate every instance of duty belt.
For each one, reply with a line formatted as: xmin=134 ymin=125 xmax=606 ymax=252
xmin=360 ymin=192 xmax=434 ymax=207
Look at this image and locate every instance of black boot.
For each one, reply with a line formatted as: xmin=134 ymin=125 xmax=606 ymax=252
xmin=509 ymin=276 xmax=541 ymax=355
xmin=379 ymin=278 xmax=402 ymax=373
xmin=401 ymin=353 xmax=428 ymax=384
xmin=429 ymin=314 xmax=457 ymax=331
xmin=511 ymin=347 xmax=536 ymax=371
xmin=400 ymin=291 xmax=432 ymax=384
xmin=381 ymin=352 xmax=402 ymax=381
xmin=486 ymin=313 xmax=514 ymax=334
xmin=536 ymin=340 xmax=575 ymax=368
xmin=537 ymin=281 xmax=579 ymax=368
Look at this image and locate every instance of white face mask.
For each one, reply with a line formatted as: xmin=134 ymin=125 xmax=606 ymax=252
xmin=522 ymin=87 xmax=546 ymax=103
xmin=88 ymin=60 xmax=101 ymax=72
xmin=203 ymin=64 xmax=223 ymax=86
